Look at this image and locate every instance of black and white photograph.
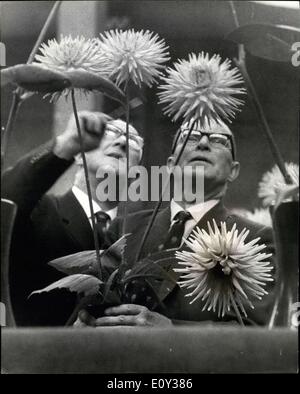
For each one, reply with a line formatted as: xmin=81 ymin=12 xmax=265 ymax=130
xmin=1 ymin=0 xmax=299 ymax=377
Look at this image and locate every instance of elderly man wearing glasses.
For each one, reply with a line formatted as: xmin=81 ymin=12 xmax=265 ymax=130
xmin=2 ymin=111 xmax=144 ymax=326
xmin=76 ymin=117 xmax=276 ymax=328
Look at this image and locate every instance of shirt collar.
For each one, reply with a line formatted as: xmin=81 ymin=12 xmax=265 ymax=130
xmin=170 ymin=198 xmax=220 ymax=223
xmin=72 ymin=186 xmax=118 ymax=221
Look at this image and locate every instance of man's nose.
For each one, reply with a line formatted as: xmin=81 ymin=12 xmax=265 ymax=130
xmin=196 ymin=135 xmax=210 ymax=149
xmin=113 ymin=133 xmax=127 ymax=147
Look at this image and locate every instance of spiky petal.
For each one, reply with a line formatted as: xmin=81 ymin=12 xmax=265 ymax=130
xmin=34 ymin=34 xmax=111 ymax=101
xmin=34 ymin=35 xmax=109 ymax=74
xmin=175 ymin=220 xmax=273 ymax=320
xmin=98 ymin=29 xmax=170 ymax=87
xmin=258 ymin=163 xmax=299 ymax=207
xmin=158 ymin=52 xmax=246 ymax=127
xmin=232 ymin=208 xmax=273 ymax=228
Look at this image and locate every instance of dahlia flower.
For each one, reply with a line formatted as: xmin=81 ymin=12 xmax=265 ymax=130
xmin=175 ymin=220 xmax=273 ymax=320
xmin=98 ymin=29 xmax=170 ymax=87
xmin=258 ymin=163 xmax=299 ymax=207
xmin=158 ymin=52 xmax=245 ymax=127
xmin=35 ymin=35 xmax=108 ymax=74
xmin=232 ymin=208 xmax=273 ymax=228
xmin=34 ymin=35 xmax=111 ymax=101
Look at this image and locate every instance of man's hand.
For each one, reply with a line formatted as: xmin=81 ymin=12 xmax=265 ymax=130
xmin=73 ymin=304 xmax=173 ymax=328
xmin=54 ymin=111 xmax=112 ymax=160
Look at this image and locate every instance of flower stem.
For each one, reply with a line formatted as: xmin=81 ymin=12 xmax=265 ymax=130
xmin=1 ymin=91 xmax=21 ymax=161
xmin=27 ymin=1 xmax=62 ymax=64
xmin=121 ymin=84 xmax=131 ymax=238
xmin=229 ymin=1 xmax=239 ymax=29
xmin=135 ymin=118 xmax=198 ymax=263
xmin=230 ymin=296 xmax=245 ymax=327
xmin=1 ymin=1 xmax=62 ymax=163
xmin=65 ymin=295 xmax=91 ymax=326
xmin=65 ymin=300 xmax=84 ymax=326
xmin=71 ymin=89 xmax=102 ymax=280
xmin=229 ymin=0 xmax=293 ymax=185
xmin=229 ymin=0 xmax=245 ymax=64
xmin=235 ymin=61 xmax=293 ymax=185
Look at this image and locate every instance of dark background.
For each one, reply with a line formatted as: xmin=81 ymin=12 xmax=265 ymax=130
xmin=1 ymin=0 xmax=299 ymax=211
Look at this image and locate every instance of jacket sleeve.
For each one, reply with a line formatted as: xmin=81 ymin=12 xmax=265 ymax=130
xmin=1 ymin=139 xmax=73 ymax=217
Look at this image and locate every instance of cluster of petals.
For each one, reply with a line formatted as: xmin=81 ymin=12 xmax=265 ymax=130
xmin=175 ymin=220 xmax=273 ymax=318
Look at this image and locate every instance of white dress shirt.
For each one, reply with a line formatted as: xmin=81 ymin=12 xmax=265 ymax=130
xmin=170 ymin=198 xmax=219 ymax=245
xmin=72 ymin=186 xmax=118 ymax=229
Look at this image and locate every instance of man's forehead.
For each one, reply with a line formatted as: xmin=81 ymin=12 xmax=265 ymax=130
xmin=181 ymin=119 xmax=233 ymax=136
xmin=106 ymin=119 xmax=139 ymax=135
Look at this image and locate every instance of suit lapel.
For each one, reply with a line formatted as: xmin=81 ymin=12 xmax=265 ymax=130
xmin=58 ymin=190 xmax=94 ymax=250
xmin=194 ymin=201 xmax=230 ymax=233
xmin=142 ymin=206 xmax=171 ymax=258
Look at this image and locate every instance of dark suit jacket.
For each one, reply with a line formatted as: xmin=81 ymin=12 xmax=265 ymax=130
xmin=106 ymin=202 xmax=277 ymax=326
xmin=2 ymin=141 xmax=276 ymax=327
xmin=1 ymin=141 xmax=108 ymax=326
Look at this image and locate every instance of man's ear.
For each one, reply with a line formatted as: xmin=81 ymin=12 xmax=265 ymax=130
xmin=138 ymin=148 xmax=143 ymax=164
xmin=228 ymin=161 xmax=240 ymax=183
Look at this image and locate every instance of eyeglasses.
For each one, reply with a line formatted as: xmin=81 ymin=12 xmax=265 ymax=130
xmin=105 ymin=123 xmax=144 ymax=150
xmin=176 ymin=128 xmax=235 ymax=158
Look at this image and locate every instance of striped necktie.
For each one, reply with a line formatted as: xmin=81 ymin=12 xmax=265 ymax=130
xmin=94 ymin=211 xmax=111 ymax=246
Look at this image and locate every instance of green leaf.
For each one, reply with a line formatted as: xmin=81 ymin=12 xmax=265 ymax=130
xmin=48 ymin=250 xmax=98 ymax=276
xmin=226 ymin=23 xmax=300 ymax=63
xmin=30 ymin=274 xmax=102 ymax=298
xmin=1 ymin=64 xmax=71 ymax=91
xmin=100 ymin=234 xmax=129 ymax=273
xmin=103 ymin=268 xmax=120 ymax=303
xmin=121 ymin=250 xmax=179 ymax=306
xmin=65 ymin=69 xmax=126 ymax=104
xmin=143 ymin=278 xmax=166 ymax=311
xmin=48 ymin=235 xmax=128 ymax=279
xmin=126 ymin=263 xmax=177 ymax=286
xmin=123 ymin=273 xmax=166 ymax=282
xmin=130 ymin=250 xmax=180 ymax=303
xmin=128 ymin=250 xmax=178 ymax=283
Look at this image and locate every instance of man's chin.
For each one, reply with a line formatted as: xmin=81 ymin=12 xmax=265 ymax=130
xmin=96 ymin=162 xmax=120 ymax=175
xmin=187 ymin=160 xmax=210 ymax=166
xmin=182 ymin=164 xmax=206 ymax=179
